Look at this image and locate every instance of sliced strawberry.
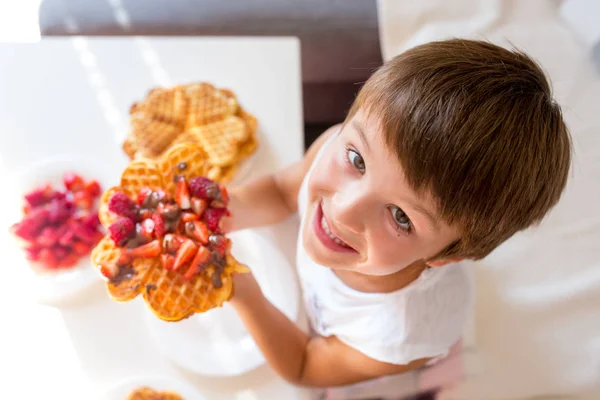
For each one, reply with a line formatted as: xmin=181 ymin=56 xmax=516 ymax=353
xmin=72 ymin=240 xmax=92 ymax=256
xmin=52 ymin=245 xmax=69 ymax=261
xmin=191 ymin=197 xmax=208 ymax=217
xmin=125 ymin=240 xmax=162 ymax=258
xmin=37 ymin=227 xmax=58 ymax=247
xmin=72 ymin=221 xmax=101 ymax=244
xmin=63 ymin=172 xmax=85 ymax=192
xmin=58 ymin=226 xmax=76 ymax=247
xmin=184 ymin=220 xmax=209 ymax=245
xmin=181 ymin=212 xmax=199 ymax=223
xmin=175 ymin=178 xmax=191 ymax=209
xmin=162 ymin=234 xmax=184 ymax=253
xmin=17 ymin=207 xmax=51 ymax=238
xmin=209 ymin=234 xmax=230 ymax=257
xmin=152 ymin=213 xmax=165 ymax=239
xmin=59 ymin=253 xmax=80 ymax=268
xmin=84 ymin=180 xmax=102 ymax=197
xmin=140 ymin=218 xmax=155 ymax=238
xmin=25 ymin=246 xmax=41 ymax=261
xmin=184 ymin=245 xmax=212 ymax=280
xmin=219 ymin=185 xmax=229 ymax=204
xmin=10 ymin=221 xmax=35 ymax=242
xmin=210 ymin=199 xmax=226 ymax=209
xmin=138 ymin=208 xmax=153 ymax=221
xmin=43 ymin=223 xmax=70 ymax=246
xmin=161 ymin=253 xmax=175 ymax=270
xmin=73 ymin=191 xmax=93 ymax=210
xmin=24 ymin=183 xmax=56 ymax=207
xmin=99 ymin=263 xmax=119 ymax=279
xmin=172 ymin=239 xmax=198 ymax=271
xmin=137 ymin=187 xmax=153 ymax=206
xmin=38 ymin=248 xmax=59 ymax=269
xmin=48 ymin=198 xmax=74 ymax=223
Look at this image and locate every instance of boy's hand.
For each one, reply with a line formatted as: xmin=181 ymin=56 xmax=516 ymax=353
xmin=230 ymin=267 xmax=262 ymax=304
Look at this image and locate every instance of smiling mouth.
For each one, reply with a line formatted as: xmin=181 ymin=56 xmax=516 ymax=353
xmin=320 ymin=213 xmax=351 ymax=248
xmin=313 ymin=202 xmax=357 ymax=253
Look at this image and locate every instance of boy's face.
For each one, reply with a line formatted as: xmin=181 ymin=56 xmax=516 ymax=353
xmin=302 ymin=111 xmax=461 ymax=275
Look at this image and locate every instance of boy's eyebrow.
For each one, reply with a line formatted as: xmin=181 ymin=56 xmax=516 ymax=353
xmin=352 ymin=120 xmax=370 ymax=152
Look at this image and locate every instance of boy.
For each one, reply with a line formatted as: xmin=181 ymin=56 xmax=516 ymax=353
xmin=224 ymin=39 xmax=571 ymax=387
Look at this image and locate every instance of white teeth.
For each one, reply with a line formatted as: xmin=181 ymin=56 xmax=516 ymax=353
xmin=321 ymin=216 xmax=350 ymax=248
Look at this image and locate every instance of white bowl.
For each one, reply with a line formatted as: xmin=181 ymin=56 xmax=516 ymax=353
xmin=7 ymin=154 xmax=117 ymax=305
xmin=146 ymin=229 xmax=300 ymax=377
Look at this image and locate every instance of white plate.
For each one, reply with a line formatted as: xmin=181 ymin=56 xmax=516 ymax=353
xmin=146 ymin=229 xmax=300 ymax=377
xmin=7 ymin=154 xmax=117 ymax=305
xmin=99 ymin=375 xmax=206 ymax=400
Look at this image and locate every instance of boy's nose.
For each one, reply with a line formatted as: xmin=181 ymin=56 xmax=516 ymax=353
xmin=330 ymin=187 xmax=366 ymax=235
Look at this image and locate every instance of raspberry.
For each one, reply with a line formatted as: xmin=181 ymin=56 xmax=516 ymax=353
xmin=24 ymin=184 xmax=57 ymax=207
xmin=152 ymin=213 xmax=166 ymax=239
xmin=203 ymin=207 xmax=228 ymax=232
xmin=48 ymin=198 xmax=74 ymax=223
xmin=108 ymin=192 xmax=137 ymax=220
xmin=108 ymin=218 xmax=135 ymax=246
xmin=188 ymin=177 xmax=220 ymax=200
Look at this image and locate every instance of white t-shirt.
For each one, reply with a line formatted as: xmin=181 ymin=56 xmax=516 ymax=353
xmin=296 ymin=133 xmax=474 ymax=365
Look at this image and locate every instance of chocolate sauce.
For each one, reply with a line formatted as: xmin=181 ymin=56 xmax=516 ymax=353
xmin=173 ymin=174 xmax=183 ymax=183
xmin=211 ymin=270 xmax=223 ymax=288
xmin=109 ymin=265 xmax=137 ymax=285
xmin=147 ymin=191 xmax=163 ymax=208
xmin=206 ymin=185 xmax=220 ymax=200
xmin=145 ymin=283 xmax=157 ymax=294
xmin=161 ymin=205 xmax=181 ymax=221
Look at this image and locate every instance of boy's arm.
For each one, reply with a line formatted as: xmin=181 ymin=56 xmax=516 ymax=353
xmin=230 ymin=272 xmax=431 ymax=387
xmin=225 ymin=124 xmax=340 ymax=232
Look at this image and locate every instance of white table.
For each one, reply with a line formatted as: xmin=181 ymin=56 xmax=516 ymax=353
xmin=0 ymin=37 xmax=310 ymax=400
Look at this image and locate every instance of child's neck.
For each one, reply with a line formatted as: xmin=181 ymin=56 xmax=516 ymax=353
xmin=332 ymin=260 xmax=429 ymax=294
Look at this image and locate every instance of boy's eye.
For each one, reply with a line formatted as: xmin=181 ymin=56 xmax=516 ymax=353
xmin=388 ymin=205 xmax=411 ymax=232
xmin=347 ymin=149 xmax=365 ymax=173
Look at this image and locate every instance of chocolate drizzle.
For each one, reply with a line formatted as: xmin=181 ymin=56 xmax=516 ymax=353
xmin=145 ymin=283 xmax=157 ymax=294
xmin=109 ymin=265 xmax=137 ymax=285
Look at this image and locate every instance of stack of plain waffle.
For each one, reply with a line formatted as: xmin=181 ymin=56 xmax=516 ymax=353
xmin=123 ymin=83 xmax=258 ymax=184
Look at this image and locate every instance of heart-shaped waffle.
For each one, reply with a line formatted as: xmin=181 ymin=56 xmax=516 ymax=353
xmin=122 ymin=83 xmax=258 ymax=184
xmin=91 ymin=143 xmax=248 ymax=321
xmin=127 ymin=387 xmax=184 ymax=400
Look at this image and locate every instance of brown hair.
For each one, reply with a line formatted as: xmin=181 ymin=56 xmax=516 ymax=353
xmin=348 ymin=39 xmax=571 ymax=260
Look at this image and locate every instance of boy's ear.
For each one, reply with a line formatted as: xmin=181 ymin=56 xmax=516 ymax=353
xmin=426 ymin=257 xmax=464 ymax=268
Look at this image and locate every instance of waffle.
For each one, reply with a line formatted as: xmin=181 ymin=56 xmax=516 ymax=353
xmin=91 ymin=143 xmax=248 ymax=322
xmin=122 ymin=82 xmax=258 ymax=183
xmin=126 ymin=387 xmax=184 ymax=400
xmin=185 ymin=82 xmax=237 ymax=126
xmin=130 ymin=86 xmax=188 ymax=125
xmin=189 ymin=116 xmax=247 ymax=167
